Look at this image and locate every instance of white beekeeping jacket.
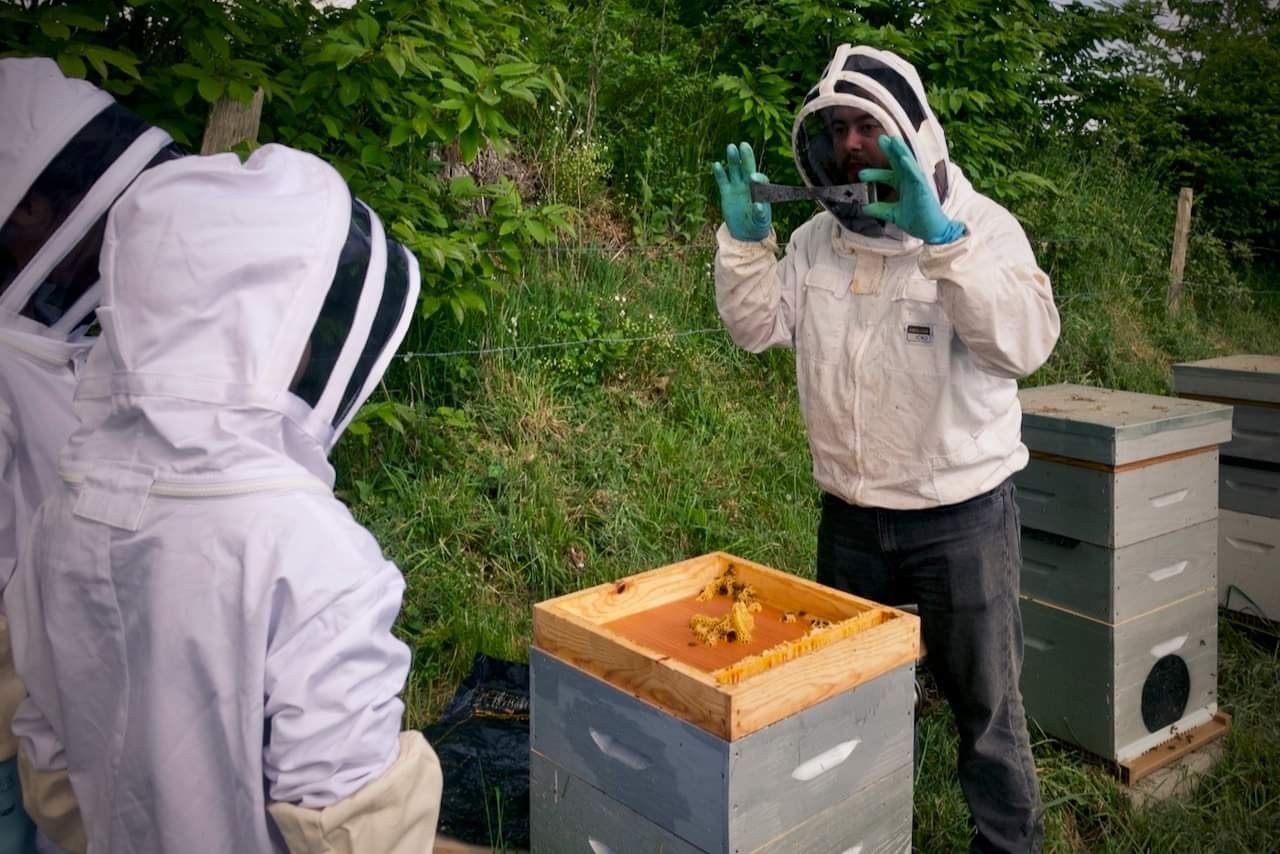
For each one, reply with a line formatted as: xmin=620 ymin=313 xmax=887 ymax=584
xmin=5 ymin=144 xmax=434 ymax=853
xmin=0 ymin=56 xmax=177 ymax=590
xmin=715 ymin=45 xmax=1060 ymax=510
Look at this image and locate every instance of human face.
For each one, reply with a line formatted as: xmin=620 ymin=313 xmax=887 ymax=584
xmin=827 ymin=106 xmax=889 ymax=181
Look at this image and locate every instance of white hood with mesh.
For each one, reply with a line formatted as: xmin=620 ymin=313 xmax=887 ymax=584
xmin=6 ymin=145 xmax=426 ymax=851
xmin=792 ymin=44 xmax=969 ymax=243
xmin=64 ymin=143 xmax=420 ymax=493
xmin=0 ymin=57 xmax=177 ymax=588
xmin=0 ymin=56 xmax=177 ymax=352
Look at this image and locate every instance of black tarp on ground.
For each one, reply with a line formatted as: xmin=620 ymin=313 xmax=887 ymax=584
xmin=422 ymin=653 xmax=530 ymax=849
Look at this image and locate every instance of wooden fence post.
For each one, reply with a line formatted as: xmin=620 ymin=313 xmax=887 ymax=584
xmin=1167 ymin=187 xmax=1194 ymax=315
xmin=199 ymin=88 xmax=264 ymax=156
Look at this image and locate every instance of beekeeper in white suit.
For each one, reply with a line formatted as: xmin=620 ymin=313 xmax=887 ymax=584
xmin=713 ymin=45 xmax=1059 ymax=853
xmin=0 ymin=56 xmax=181 ymax=851
xmin=5 ymin=143 xmax=442 ymax=852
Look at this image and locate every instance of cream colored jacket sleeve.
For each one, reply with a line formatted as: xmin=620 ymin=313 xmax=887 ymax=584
xmin=713 ymin=224 xmax=802 ymax=354
xmin=920 ymin=201 xmax=1060 ymax=380
xmin=269 ymin=731 xmax=443 ymax=854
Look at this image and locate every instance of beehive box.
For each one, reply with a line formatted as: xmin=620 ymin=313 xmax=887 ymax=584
xmin=1173 ymin=355 xmax=1280 ymax=464
xmin=1172 ymin=354 xmax=1280 ymax=403
xmin=1219 ymin=509 xmax=1280 ymax=622
xmin=1219 ymin=461 xmax=1280 ymax=519
xmin=1021 ymin=521 xmax=1216 ymax=623
xmin=1015 ymin=385 xmax=1232 ymax=548
xmin=1020 ymin=589 xmax=1218 ymax=762
xmin=531 ymin=551 xmax=919 ymax=854
xmin=530 ymin=748 xmax=911 ymax=854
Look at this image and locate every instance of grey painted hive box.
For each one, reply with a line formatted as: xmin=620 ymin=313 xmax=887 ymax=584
xmin=1219 ymin=509 xmax=1280 ymax=622
xmin=1018 ymin=384 xmax=1232 ymax=466
xmin=1220 ymin=461 xmax=1280 ymax=519
xmin=1021 ymin=521 xmax=1217 ymax=623
xmin=530 ymin=748 xmax=912 ymax=854
xmin=530 ymin=552 xmax=921 ymax=854
xmin=1014 ymin=385 xmax=1231 ymax=549
xmin=530 ymin=649 xmax=914 ymax=854
xmin=1172 ymin=354 xmax=1280 ymax=405
xmin=1019 ymin=589 xmax=1218 ymax=762
xmin=1173 ymin=356 xmax=1280 ymax=464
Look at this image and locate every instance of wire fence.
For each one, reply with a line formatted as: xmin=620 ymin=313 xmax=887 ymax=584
xmin=397 ymin=327 xmax=727 ymax=361
xmin=395 ymin=242 xmax=1280 ymax=360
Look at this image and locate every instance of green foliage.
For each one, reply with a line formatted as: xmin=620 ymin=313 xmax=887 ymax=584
xmin=700 ymin=0 xmax=1089 ymax=204
xmin=1058 ymin=0 xmax=1280 ymax=253
xmin=534 ymin=298 xmax=647 ymax=391
xmin=541 ymin=119 xmax=612 ymax=208
xmin=0 ymin=0 xmax=575 ymax=323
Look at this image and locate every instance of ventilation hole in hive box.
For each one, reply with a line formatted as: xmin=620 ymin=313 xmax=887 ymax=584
xmin=711 ymin=608 xmax=894 ymax=685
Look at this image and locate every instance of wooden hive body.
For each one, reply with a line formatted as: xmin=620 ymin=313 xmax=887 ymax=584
xmin=1020 ymin=590 xmax=1218 ymax=762
xmin=1173 ymin=356 xmax=1280 ymax=621
xmin=531 ymin=552 xmax=920 ymax=853
xmin=1013 ymin=385 xmax=1230 ymax=761
xmin=1219 ymin=509 xmax=1280 ymax=621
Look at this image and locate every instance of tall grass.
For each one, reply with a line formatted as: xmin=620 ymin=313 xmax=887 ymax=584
xmin=335 ymin=140 xmax=1280 ymax=849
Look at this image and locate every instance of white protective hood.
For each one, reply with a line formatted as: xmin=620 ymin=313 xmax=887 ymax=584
xmin=64 ymin=144 xmax=421 ymax=495
xmin=0 ymin=57 xmax=178 ymax=589
xmin=792 ymin=44 xmax=965 ymax=246
xmin=0 ymin=56 xmax=178 ymax=355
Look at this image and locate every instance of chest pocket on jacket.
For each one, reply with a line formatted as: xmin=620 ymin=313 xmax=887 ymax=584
xmin=886 ymin=276 xmax=949 ymax=376
xmin=798 ymin=266 xmax=850 ymax=365
xmin=868 ymin=275 xmax=953 ymax=460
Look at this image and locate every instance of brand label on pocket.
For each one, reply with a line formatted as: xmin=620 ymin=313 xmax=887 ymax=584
xmin=906 ymin=323 xmax=934 ymax=344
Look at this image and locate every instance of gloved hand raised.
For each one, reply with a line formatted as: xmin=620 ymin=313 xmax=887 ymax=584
xmin=859 ymin=136 xmax=966 ymax=245
xmin=712 ymin=142 xmax=772 ymax=242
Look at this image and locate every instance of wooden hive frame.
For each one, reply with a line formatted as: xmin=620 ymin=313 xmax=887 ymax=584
xmin=533 ymin=551 xmax=920 ymax=740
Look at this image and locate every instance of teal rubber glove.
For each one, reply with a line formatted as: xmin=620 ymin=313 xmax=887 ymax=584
xmin=712 ymin=142 xmax=772 ymax=242
xmin=859 ymin=136 xmax=966 ymax=245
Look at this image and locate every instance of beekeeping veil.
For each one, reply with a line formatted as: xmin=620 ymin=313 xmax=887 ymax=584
xmin=792 ymin=44 xmax=952 ymax=237
xmin=0 ymin=56 xmax=180 ymax=343
xmin=72 ymin=143 xmax=420 ymax=490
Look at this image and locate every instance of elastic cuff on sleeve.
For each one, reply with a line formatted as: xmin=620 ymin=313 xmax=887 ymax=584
xmin=716 ymin=222 xmax=778 ymax=256
xmin=918 ymin=226 xmax=975 ymax=278
xmin=269 ymin=732 xmax=442 ymax=854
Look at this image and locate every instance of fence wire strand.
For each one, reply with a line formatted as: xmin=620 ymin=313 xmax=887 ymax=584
xmin=394 ymin=238 xmax=1278 ymax=360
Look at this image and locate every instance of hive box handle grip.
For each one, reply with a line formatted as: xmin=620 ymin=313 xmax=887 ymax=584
xmin=588 ymin=727 xmax=651 ymax=771
xmin=791 ymin=738 xmax=860 ymax=781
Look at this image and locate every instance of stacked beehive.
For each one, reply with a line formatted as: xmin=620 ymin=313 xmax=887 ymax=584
xmin=1173 ymin=355 xmax=1280 ymax=624
xmin=530 ymin=551 xmax=920 ymax=853
xmin=1012 ymin=384 xmax=1232 ymax=763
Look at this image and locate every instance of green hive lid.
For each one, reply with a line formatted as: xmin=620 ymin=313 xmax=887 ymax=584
xmin=1018 ymin=384 xmax=1233 ymax=465
xmin=1172 ymin=355 xmax=1280 ymax=405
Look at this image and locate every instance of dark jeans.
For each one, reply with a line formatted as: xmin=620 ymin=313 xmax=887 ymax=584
xmin=817 ymin=478 xmax=1043 ymax=854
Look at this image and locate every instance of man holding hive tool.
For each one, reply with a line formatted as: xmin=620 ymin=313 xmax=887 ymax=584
xmin=712 ymin=45 xmax=1059 ymax=853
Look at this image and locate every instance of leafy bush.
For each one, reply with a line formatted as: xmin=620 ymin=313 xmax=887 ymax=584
xmin=0 ymin=0 xmax=575 ymax=322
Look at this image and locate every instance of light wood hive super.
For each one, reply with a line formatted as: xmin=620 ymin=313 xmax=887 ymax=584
xmin=532 ymin=551 xmax=920 ymax=740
